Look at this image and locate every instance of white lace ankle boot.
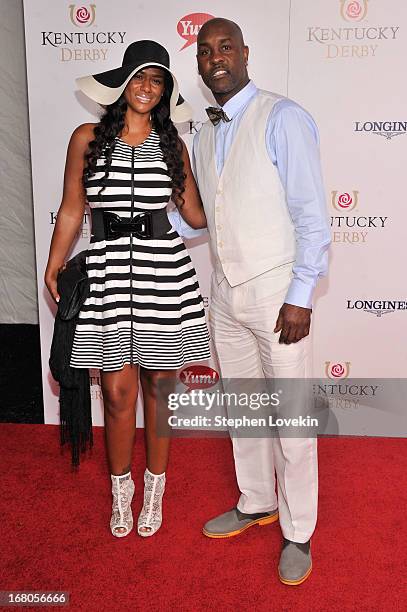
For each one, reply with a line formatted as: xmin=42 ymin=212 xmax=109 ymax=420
xmin=137 ymin=468 xmax=166 ymax=537
xmin=110 ymin=472 xmax=135 ymax=538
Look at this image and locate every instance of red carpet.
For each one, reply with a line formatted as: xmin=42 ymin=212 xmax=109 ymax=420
xmin=1 ymin=425 xmax=406 ymax=611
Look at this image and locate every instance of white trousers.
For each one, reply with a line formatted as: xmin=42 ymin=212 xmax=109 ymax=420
xmin=209 ymin=265 xmax=318 ymax=543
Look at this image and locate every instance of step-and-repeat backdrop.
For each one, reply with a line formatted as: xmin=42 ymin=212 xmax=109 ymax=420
xmin=23 ymin=1 xmax=407 ymax=434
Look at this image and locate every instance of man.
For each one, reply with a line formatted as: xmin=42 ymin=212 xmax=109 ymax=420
xmin=192 ymin=18 xmax=331 ymax=585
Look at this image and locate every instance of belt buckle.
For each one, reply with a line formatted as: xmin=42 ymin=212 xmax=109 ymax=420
xmin=103 ymin=212 xmax=122 ymax=240
xmin=133 ymin=212 xmax=153 ymax=239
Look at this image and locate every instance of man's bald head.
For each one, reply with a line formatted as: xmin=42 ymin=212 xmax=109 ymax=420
xmin=197 ymin=18 xmax=245 ymax=47
xmin=196 ymin=18 xmax=249 ymax=105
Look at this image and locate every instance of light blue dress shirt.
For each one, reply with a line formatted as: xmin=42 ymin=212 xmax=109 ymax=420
xmin=172 ymin=81 xmax=331 ymax=308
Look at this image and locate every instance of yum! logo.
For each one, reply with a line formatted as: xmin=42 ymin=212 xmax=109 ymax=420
xmin=69 ymin=4 xmax=96 ymax=27
xmin=179 ymin=365 xmax=219 ymax=391
xmin=177 ymin=13 xmax=215 ymax=50
xmin=340 ymin=0 xmax=369 ymax=22
xmin=325 ymin=362 xmax=351 ymax=379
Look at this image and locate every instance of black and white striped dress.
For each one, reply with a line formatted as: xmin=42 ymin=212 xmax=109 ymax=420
xmin=70 ymin=130 xmax=210 ymax=371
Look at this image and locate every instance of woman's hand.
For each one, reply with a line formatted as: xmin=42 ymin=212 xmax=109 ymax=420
xmin=45 ymin=262 xmax=67 ymax=303
xmin=44 ymin=266 xmax=61 ymax=303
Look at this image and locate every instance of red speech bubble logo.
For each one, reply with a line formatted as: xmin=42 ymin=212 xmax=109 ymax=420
xmin=179 ymin=365 xmax=219 ymax=391
xmin=177 ymin=13 xmax=215 ymax=51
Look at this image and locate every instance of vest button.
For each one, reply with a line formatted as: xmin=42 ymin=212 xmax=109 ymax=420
xmin=216 ymin=188 xmax=223 ymax=195
xmin=216 ymin=225 xmax=222 ymax=230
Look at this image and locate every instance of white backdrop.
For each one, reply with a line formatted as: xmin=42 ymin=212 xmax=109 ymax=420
xmin=23 ymin=1 xmax=407 ymax=432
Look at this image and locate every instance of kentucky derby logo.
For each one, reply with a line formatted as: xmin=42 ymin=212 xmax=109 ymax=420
xmin=340 ymin=0 xmax=369 ymax=22
xmin=331 ymin=191 xmax=358 ymax=212
xmin=325 ymin=362 xmax=351 ymax=379
xmin=307 ymin=1 xmax=399 ymax=60
xmin=69 ymin=4 xmax=96 ymax=27
xmin=177 ymin=13 xmax=215 ymax=50
xmin=330 ymin=189 xmax=388 ymax=244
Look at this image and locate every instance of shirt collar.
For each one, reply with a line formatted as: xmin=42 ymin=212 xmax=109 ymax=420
xmin=220 ymin=81 xmax=258 ymax=120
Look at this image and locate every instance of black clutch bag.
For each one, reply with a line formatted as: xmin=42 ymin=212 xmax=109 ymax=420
xmin=57 ymin=250 xmax=90 ymax=320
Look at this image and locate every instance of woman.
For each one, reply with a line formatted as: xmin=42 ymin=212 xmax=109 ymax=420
xmin=45 ymin=40 xmax=210 ymax=538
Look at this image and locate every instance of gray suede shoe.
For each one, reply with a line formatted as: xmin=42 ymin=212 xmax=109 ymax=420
xmin=203 ymin=507 xmax=279 ymax=539
xmin=278 ymin=538 xmax=312 ymax=585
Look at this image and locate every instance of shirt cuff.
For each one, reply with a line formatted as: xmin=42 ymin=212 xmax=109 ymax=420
xmin=167 ymin=210 xmax=207 ymax=239
xmin=284 ymin=278 xmax=315 ymax=309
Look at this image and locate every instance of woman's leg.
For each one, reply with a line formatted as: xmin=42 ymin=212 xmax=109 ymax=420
xmin=101 ymin=364 xmax=139 ymax=536
xmin=137 ymin=368 xmax=176 ymax=535
xmin=139 ymin=368 xmax=176 ymax=474
xmin=101 ymin=364 xmax=139 ymax=474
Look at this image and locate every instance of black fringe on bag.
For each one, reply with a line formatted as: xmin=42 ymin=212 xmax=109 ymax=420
xmin=49 ymin=251 xmax=92 ymax=467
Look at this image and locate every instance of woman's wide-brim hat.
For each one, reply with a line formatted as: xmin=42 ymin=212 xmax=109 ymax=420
xmin=76 ymin=40 xmax=192 ymax=123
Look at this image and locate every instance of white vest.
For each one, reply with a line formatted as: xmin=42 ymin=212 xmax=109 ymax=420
xmin=195 ymin=90 xmax=296 ymax=286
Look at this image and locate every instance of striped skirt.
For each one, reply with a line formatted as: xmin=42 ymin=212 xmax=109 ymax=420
xmin=70 ymin=229 xmax=211 ymax=372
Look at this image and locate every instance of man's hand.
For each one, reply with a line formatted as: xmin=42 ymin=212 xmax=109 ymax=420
xmin=274 ymin=303 xmax=311 ymax=344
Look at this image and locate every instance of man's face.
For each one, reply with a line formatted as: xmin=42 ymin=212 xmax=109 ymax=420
xmin=197 ymin=22 xmax=249 ymax=104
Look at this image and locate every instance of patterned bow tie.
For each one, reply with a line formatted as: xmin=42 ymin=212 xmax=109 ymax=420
xmin=206 ymin=106 xmax=231 ymax=126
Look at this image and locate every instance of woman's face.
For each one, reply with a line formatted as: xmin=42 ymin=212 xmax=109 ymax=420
xmin=124 ymin=67 xmax=166 ymax=114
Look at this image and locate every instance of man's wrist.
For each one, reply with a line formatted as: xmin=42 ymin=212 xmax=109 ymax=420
xmin=284 ymin=278 xmax=314 ymax=309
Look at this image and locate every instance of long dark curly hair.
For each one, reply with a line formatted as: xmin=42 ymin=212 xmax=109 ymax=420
xmin=83 ymin=72 xmax=186 ymax=207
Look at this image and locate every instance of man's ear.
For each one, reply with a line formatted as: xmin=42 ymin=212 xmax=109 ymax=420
xmin=244 ymin=45 xmax=249 ymax=66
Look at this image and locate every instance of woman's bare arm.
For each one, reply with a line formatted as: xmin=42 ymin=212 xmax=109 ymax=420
xmin=44 ymin=123 xmax=95 ymax=302
xmin=173 ymin=139 xmax=207 ymax=229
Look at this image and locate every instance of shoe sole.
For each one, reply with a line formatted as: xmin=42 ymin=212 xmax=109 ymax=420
xmin=202 ymin=512 xmax=279 ymax=539
xmin=278 ymin=563 xmax=312 ymax=586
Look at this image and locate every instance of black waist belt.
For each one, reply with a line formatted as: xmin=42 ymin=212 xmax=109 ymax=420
xmin=90 ymin=209 xmax=172 ymax=242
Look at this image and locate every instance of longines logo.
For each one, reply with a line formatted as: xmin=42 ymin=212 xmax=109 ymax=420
xmin=354 ymin=121 xmax=407 ymax=140
xmin=69 ymin=4 xmax=96 ymax=27
xmin=330 ymin=190 xmax=388 ymax=244
xmin=41 ymin=4 xmax=126 ymax=62
xmin=325 ymin=362 xmax=351 ymax=379
xmin=347 ymin=299 xmax=407 ymax=316
xmin=177 ymin=13 xmax=214 ymax=51
xmin=306 ymin=0 xmax=400 ymax=60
